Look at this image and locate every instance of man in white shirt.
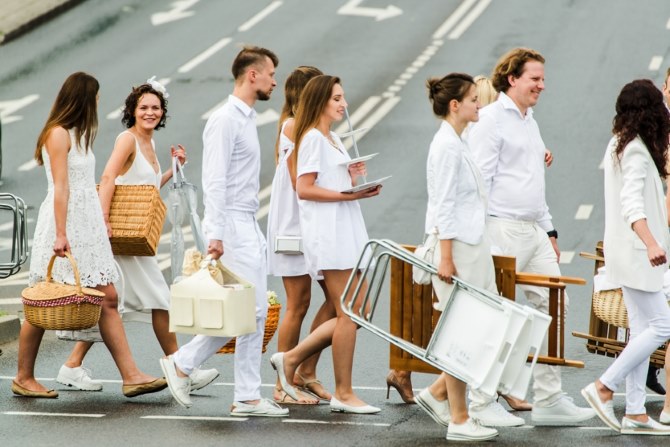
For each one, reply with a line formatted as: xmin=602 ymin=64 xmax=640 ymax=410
xmin=468 ymin=47 xmax=596 ymax=426
xmin=160 ymin=46 xmax=288 ymax=417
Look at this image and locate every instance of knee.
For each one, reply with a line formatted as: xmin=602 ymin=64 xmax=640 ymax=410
xmin=652 ymin=314 xmax=670 ymax=339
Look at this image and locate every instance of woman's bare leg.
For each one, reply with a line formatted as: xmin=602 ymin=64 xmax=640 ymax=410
xmin=14 ymin=321 xmax=49 ymax=392
xmin=151 ymin=309 xmax=178 ymax=355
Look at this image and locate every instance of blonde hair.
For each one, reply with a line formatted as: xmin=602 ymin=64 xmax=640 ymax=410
xmin=474 ymin=75 xmax=497 ymax=107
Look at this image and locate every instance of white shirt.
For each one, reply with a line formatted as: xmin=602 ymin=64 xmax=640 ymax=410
xmin=468 ymin=92 xmax=553 ymax=231
xmin=201 ymin=95 xmax=260 ymax=240
xmin=425 ymin=121 xmax=487 ymax=244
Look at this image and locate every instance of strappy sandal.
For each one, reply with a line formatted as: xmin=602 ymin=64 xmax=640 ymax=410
xmin=273 ymin=387 xmax=318 ymax=405
xmin=295 ymin=373 xmax=332 ymax=402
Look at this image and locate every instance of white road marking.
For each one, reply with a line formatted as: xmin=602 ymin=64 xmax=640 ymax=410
xmin=599 ymin=156 xmax=605 ymax=170
xmin=334 ymin=96 xmax=382 ymax=135
xmin=432 ymin=0 xmax=477 ymax=39
xmin=284 ymin=419 xmax=391 ymax=427
xmin=201 ymin=99 xmax=228 ymax=120
xmin=17 ymin=160 xmax=38 ymax=172
xmin=337 ymin=0 xmax=402 ymax=21
xmin=574 ymin=204 xmax=593 ymax=220
xmin=0 ymin=94 xmax=40 ymax=124
xmin=107 ymin=78 xmax=170 ymax=120
xmin=649 ymin=55 xmax=664 ymax=71
xmin=238 ymin=1 xmax=283 ymax=32
xmin=142 ymin=415 xmax=247 ymax=422
xmin=151 ymin=0 xmax=199 ymax=26
xmin=3 ymin=411 xmax=105 ymax=418
xmin=559 ymin=251 xmax=574 ymax=264
xmin=448 ymin=0 xmax=491 ymax=39
xmin=256 ymin=108 xmax=280 ymax=126
xmin=344 ymin=96 xmax=401 ymax=147
xmin=178 ymin=37 xmax=232 ymax=74
xmin=667 ymin=17 xmax=670 ymax=29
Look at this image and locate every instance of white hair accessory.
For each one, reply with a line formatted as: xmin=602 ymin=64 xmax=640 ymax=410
xmin=146 ymin=76 xmax=169 ymax=98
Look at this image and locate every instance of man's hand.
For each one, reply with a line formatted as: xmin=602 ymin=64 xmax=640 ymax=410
xmin=549 ymin=236 xmax=560 ymax=263
xmin=208 ymin=239 xmax=224 ymax=260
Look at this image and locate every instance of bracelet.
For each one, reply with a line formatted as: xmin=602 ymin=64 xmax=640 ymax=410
xmin=547 ymin=230 xmax=558 ymax=239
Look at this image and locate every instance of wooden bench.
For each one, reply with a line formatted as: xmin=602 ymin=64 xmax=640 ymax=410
xmin=389 ymin=245 xmax=586 ymax=374
xmin=572 ymin=241 xmax=667 ymax=368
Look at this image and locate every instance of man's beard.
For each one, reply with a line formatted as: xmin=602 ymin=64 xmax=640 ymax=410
xmin=256 ymin=89 xmax=272 ymax=101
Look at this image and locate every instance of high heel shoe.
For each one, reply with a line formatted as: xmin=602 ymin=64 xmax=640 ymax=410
xmin=386 ymin=370 xmax=415 ymax=404
xmin=499 ymin=393 xmax=532 ymax=411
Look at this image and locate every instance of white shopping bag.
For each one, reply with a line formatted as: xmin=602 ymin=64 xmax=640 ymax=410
xmin=169 ymin=258 xmax=256 ymax=337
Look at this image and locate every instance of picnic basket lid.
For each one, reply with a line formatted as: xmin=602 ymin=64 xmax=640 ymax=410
xmin=21 ymin=253 xmax=105 ymax=301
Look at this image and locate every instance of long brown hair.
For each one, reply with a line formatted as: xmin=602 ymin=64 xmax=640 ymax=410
xmin=275 ymin=66 xmax=323 ymax=164
xmin=34 ymin=72 xmax=99 ymax=165
xmin=613 ymin=79 xmax=670 ymax=178
xmin=290 ymin=75 xmax=341 ymax=185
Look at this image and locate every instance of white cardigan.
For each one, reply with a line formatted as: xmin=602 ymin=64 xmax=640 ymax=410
xmin=603 ymin=136 xmax=670 ymax=292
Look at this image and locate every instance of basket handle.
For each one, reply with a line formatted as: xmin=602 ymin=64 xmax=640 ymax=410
xmin=46 ymin=252 xmax=83 ymax=295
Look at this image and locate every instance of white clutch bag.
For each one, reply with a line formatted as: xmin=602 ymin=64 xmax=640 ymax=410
xmin=274 ymin=235 xmax=303 ymax=255
xmin=169 ymin=259 xmax=256 ymax=337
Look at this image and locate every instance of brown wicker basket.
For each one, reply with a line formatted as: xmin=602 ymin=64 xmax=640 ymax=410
xmin=21 ymin=253 xmax=105 ymax=330
xmin=104 ymin=184 xmax=166 ymax=256
xmin=592 ymin=289 xmax=629 ymax=329
xmin=218 ymin=303 xmax=281 ymax=354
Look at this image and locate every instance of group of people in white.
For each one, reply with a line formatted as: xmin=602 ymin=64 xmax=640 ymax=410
xmin=10 ymin=43 xmax=670 ymax=441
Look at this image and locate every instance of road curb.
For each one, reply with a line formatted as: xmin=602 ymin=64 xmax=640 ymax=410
xmin=0 ymin=314 xmax=20 ymax=345
xmin=0 ymin=0 xmax=88 ymax=45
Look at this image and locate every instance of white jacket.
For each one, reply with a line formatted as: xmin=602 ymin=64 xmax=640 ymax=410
xmin=603 ymin=135 xmax=669 ymax=291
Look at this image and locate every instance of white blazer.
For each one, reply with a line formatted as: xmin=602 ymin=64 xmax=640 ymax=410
xmin=603 ymin=136 xmax=670 ymax=292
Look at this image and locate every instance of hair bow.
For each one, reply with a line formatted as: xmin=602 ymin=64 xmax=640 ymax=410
xmin=146 ymin=75 xmax=169 ymax=98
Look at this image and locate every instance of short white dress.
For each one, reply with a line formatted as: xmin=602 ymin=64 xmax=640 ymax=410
xmin=29 ymin=129 xmax=119 ymax=287
xmin=113 ymin=131 xmax=170 ymax=322
xmin=266 ymin=121 xmax=308 ymax=277
xmin=297 ymin=129 xmax=369 ymax=278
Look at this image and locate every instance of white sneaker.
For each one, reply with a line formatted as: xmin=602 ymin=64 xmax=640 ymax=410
xmin=581 ymin=383 xmax=619 ymax=431
xmin=56 ymin=364 xmax=103 ymax=391
xmin=159 ymin=355 xmax=192 ymax=408
xmin=469 ymin=401 xmax=525 ymax=427
xmin=533 ymin=394 xmax=596 ymax=426
xmin=415 ymin=388 xmax=450 ymax=426
xmin=621 ymin=416 xmax=670 ymax=435
xmin=190 ymin=367 xmax=220 ymax=392
xmin=230 ymin=398 xmax=289 ymax=417
xmin=660 ymin=410 xmax=670 ymax=424
xmin=447 ymin=418 xmax=499 ymax=442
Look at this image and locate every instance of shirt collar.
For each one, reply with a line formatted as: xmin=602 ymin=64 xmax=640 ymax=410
xmin=440 ymin=120 xmax=463 ymax=141
xmin=498 ymin=91 xmax=533 ymax=120
xmin=228 ymin=94 xmax=256 ymax=119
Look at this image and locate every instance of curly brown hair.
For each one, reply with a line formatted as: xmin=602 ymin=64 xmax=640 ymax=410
xmin=121 ymin=83 xmax=168 ymax=130
xmin=613 ymin=79 xmax=670 ymax=178
xmin=491 ymin=48 xmax=545 ymax=93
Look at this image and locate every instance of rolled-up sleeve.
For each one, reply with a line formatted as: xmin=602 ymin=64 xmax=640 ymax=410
xmin=202 ymin=113 xmax=235 ymax=241
xmin=620 ymin=141 xmax=648 ymax=225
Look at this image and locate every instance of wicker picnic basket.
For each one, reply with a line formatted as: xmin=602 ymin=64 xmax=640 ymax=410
xmin=105 ymin=184 xmax=166 ymax=256
xmin=21 ymin=253 xmax=105 ymax=330
xmin=218 ymin=303 xmax=281 ymax=354
xmin=592 ymin=289 xmax=629 ymax=329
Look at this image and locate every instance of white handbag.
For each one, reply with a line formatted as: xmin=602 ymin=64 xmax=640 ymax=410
xmin=169 ymin=258 xmax=256 ymax=337
xmin=413 ymin=231 xmax=438 ymax=285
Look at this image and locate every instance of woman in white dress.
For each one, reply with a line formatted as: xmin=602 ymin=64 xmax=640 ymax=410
xmin=13 ymin=72 xmax=166 ymax=398
xmin=270 ymin=75 xmax=382 ymax=414
xmin=412 ymin=73 xmax=498 ymax=441
xmin=56 ymin=80 xmax=218 ymax=393
xmin=267 ymin=66 xmax=335 ymax=404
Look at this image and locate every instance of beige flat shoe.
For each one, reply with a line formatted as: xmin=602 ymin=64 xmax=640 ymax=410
xmin=12 ymin=380 xmax=58 ymax=398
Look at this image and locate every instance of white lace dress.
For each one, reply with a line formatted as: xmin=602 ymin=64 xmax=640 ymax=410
xmin=114 ymin=131 xmax=170 ymax=323
xmin=29 ymin=129 xmax=119 ymax=287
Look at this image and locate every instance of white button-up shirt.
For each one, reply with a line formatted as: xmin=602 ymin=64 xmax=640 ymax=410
xmin=468 ymin=92 xmax=553 ymax=231
xmin=425 ymin=121 xmax=487 ymax=244
xmin=201 ymin=95 xmax=260 ymax=240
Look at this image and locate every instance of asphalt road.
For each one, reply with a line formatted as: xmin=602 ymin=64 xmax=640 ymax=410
xmin=1 ymin=0 xmax=670 ymax=446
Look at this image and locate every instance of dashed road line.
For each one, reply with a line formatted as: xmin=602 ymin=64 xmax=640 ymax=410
xmin=649 ymin=55 xmax=664 ymax=71
xmin=574 ymin=204 xmax=593 ymax=220
xmin=142 ymin=415 xmax=247 ymax=422
xmin=432 ymin=0 xmax=478 ymax=39
xmin=3 ymin=411 xmax=105 ymax=418
xmin=559 ymin=251 xmax=574 ymax=264
xmin=284 ymin=419 xmax=391 ymax=427
xmin=447 ymin=0 xmax=491 ymax=40
xmin=178 ymin=37 xmax=232 ymax=74
xmin=238 ymin=1 xmax=283 ymax=32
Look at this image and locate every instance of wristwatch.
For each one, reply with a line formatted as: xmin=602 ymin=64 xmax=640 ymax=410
xmin=547 ymin=230 xmax=558 ymax=239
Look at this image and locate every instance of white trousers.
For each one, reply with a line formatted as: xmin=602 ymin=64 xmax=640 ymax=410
xmin=470 ymin=216 xmax=567 ymax=408
xmin=600 ymin=286 xmax=670 ymax=414
xmin=173 ymin=211 xmax=268 ymax=402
